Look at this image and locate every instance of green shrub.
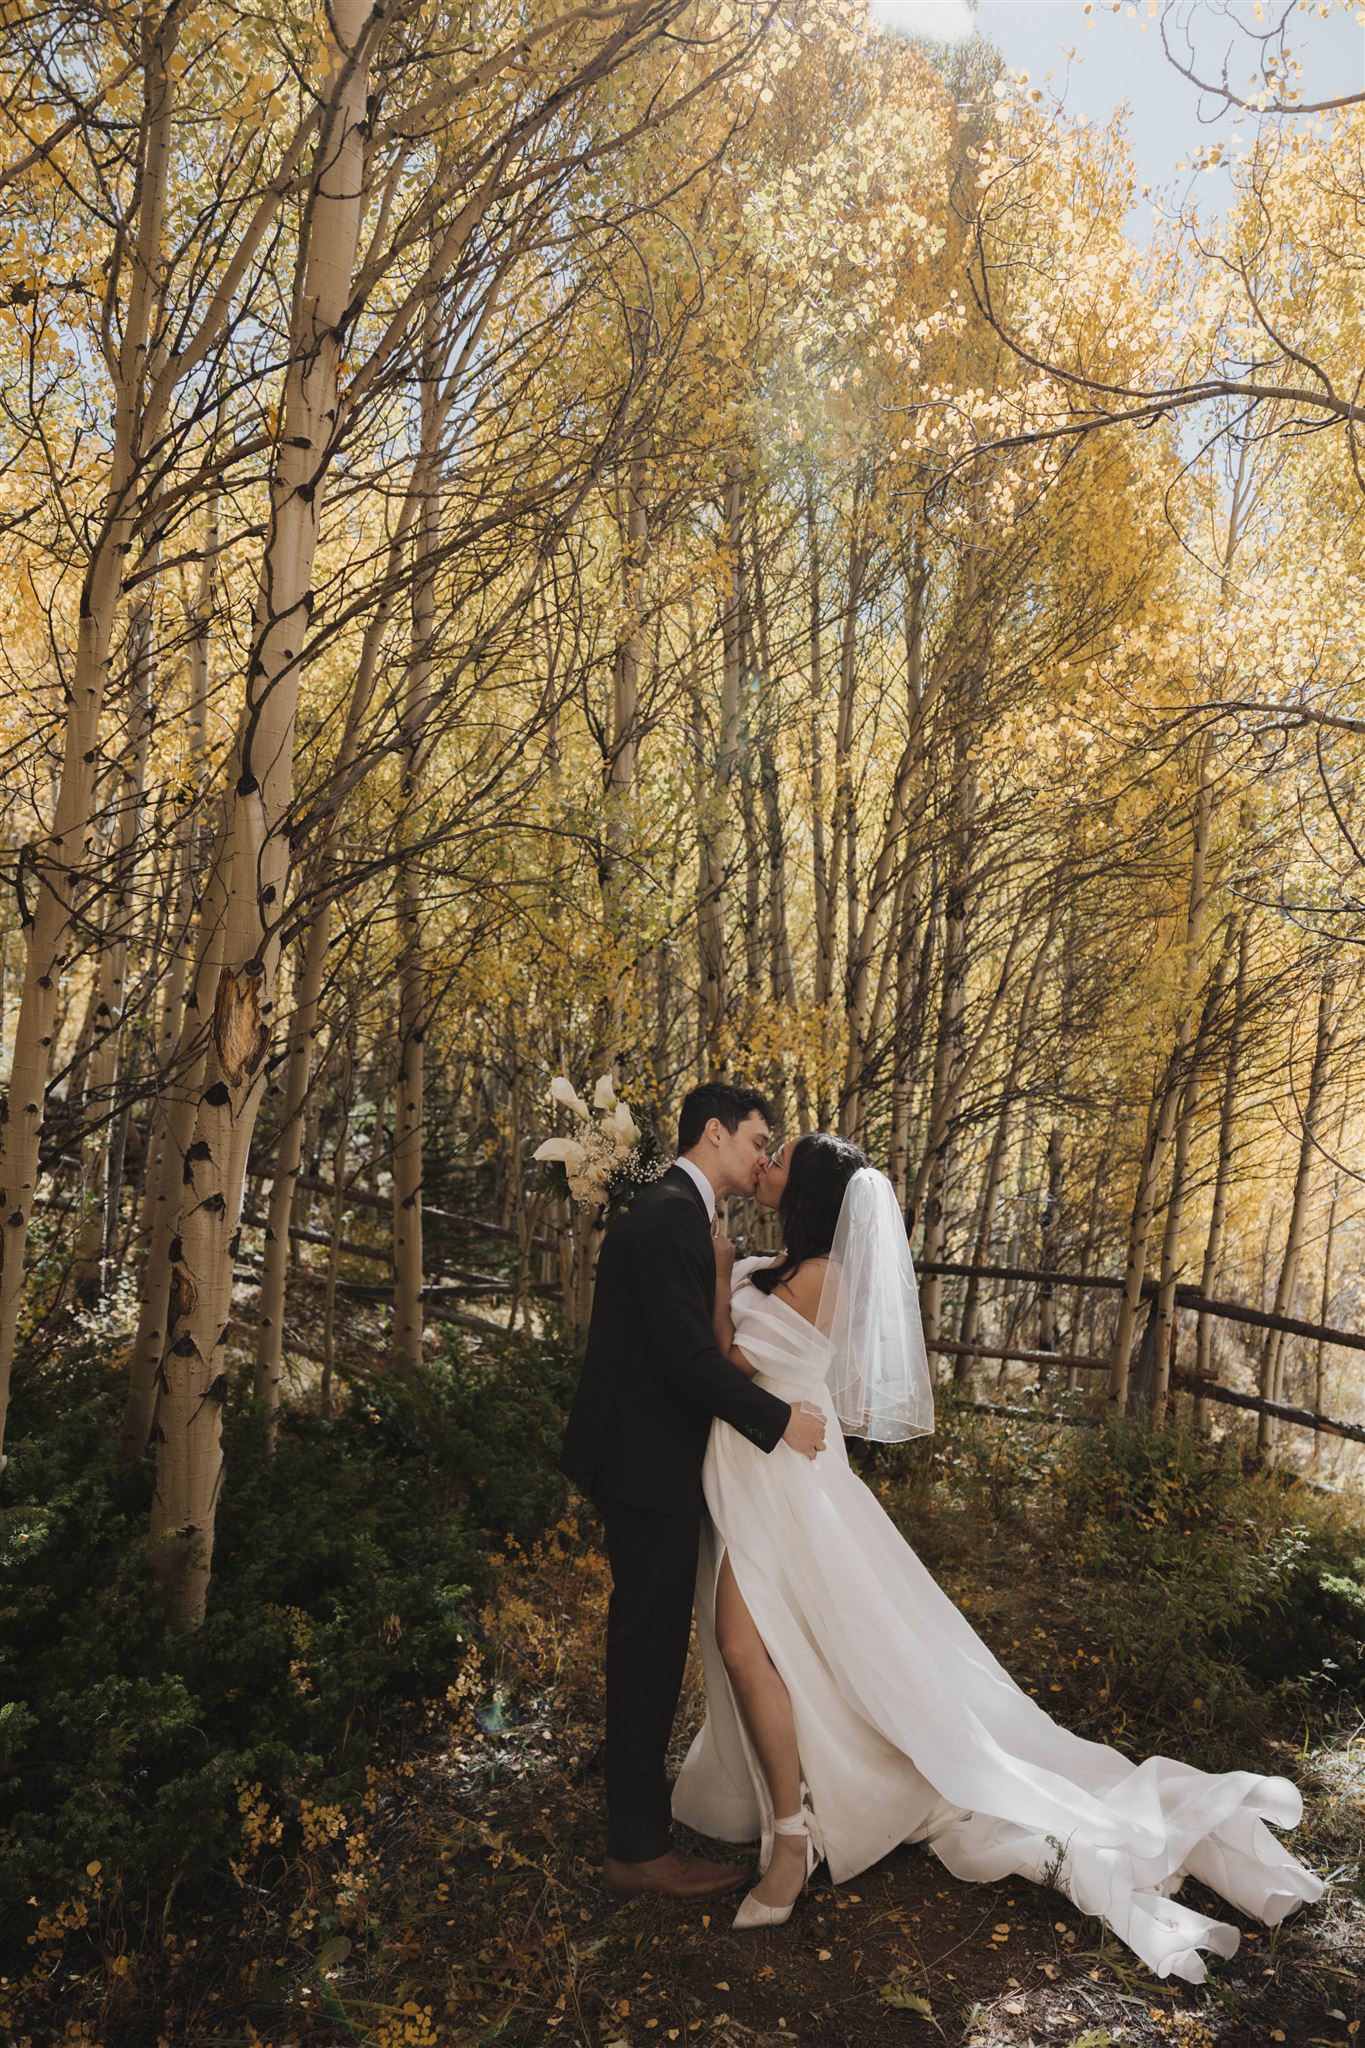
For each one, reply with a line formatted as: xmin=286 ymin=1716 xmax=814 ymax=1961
xmin=1045 ymin=1419 xmax=1365 ymax=1748
xmin=0 ymin=1319 xmax=578 ymax=1922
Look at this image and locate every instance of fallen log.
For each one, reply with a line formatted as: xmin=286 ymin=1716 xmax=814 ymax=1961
xmin=291 ymin=1175 xmax=556 ymax=1253
xmin=233 ymin=1261 xmax=555 ymax=1304
xmin=930 ymin=1338 xmax=1106 ymax=1373
xmin=918 ymin=1260 xmax=1365 ymax=1356
xmin=1169 ymin=1371 xmax=1365 ymax=1447
xmin=942 ymin=1361 xmax=1365 ymax=1448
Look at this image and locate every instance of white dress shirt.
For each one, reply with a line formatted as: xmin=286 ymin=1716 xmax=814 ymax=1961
xmin=673 ymin=1154 xmax=717 ymax=1225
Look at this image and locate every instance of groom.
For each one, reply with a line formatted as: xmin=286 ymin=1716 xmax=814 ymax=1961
xmin=561 ymin=1082 xmax=827 ymax=1900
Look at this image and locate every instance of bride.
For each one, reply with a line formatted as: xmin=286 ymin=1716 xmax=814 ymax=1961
xmin=670 ymin=1133 xmax=1323 ymax=1983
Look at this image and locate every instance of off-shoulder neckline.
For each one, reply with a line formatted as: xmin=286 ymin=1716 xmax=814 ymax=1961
xmin=736 ymin=1264 xmax=828 ymax=1338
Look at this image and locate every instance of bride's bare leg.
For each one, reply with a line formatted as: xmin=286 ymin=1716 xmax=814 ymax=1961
xmin=715 ymin=1553 xmax=809 ymax=1907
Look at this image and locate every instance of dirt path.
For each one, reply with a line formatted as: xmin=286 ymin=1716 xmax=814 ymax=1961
xmin=413 ymin=1530 xmax=1364 ymax=2048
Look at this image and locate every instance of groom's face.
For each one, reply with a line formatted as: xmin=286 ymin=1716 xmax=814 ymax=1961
xmin=708 ymin=1110 xmax=772 ymax=1201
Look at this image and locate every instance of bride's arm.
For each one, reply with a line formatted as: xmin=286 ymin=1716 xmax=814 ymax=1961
xmin=712 ymin=1236 xmax=759 ymax=1378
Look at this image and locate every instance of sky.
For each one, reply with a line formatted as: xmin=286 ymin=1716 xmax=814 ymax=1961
xmin=869 ymin=0 xmax=1365 ymax=237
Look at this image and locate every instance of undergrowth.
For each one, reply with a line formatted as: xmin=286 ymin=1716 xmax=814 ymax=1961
xmin=0 ymin=1321 xmax=577 ymax=1947
xmin=4 ymin=1351 xmax=1361 ymax=2046
xmin=873 ymin=1407 xmax=1365 ymax=1764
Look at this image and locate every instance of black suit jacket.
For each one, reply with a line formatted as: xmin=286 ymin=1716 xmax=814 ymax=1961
xmin=559 ymin=1166 xmax=791 ymax=1516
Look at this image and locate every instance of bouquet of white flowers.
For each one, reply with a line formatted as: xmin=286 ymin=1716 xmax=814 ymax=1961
xmin=533 ymin=1073 xmax=666 ymax=1222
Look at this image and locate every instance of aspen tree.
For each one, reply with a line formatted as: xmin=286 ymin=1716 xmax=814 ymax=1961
xmin=0 ymin=10 xmax=181 ymax=1465
xmin=1193 ymin=916 xmax=1252 ymax=1431
xmin=955 ymin=899 xmax=1060 ymax=1381
xmin=1108 ymin=755 xmax=1213 ymax=1408
xmin=697 ymin=470 xmax=745 ymax=1069
xmin=72 ymin=549 xmax=160 ymax=1300
xmin=1257 ymin=967 xmax=1338 ymax=1455
xmin=151 ymin=0 xmax=384 ymax=1623
xmin=392 ymin=306 xmax=441 ymax=1377
xmin=1148 ymin=929 xmax=1235 ymax=1417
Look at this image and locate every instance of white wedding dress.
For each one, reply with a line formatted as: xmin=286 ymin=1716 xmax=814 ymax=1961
xmin=671 ymin=1257 xmax=1324 ymax=1984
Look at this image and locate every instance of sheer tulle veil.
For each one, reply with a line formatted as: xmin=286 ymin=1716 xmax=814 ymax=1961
xmin=815 ymin=1167 xmax=934 ymax=1442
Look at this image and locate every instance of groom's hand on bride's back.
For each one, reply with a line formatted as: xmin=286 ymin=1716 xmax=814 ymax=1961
xmin=783 ymin=1400 xmax=826 ymax=1459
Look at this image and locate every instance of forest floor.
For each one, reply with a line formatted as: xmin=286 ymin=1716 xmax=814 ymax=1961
xmin=369 ymin=1516 xmax=1364 ymax=2048
xmin=26 ymin=1430 xmax=1365 ymax=2048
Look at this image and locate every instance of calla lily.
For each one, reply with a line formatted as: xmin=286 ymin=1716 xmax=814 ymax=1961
xmin=534 ymin=1136 xmax=587 ymax=1170
xmin=593 ymin=1073 xmax=618 ymax=1111
xmin=549 ymin=1076 xmax=589 ymax=1120
xmin=611 ymin=1102 xmax=638 ymax=1141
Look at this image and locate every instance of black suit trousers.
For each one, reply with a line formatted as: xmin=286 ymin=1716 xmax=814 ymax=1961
xmin=596 ymin=1492 xmax=701 ymax=1862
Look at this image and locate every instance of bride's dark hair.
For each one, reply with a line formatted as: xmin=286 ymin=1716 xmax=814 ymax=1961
xmin=749 ymin=1132 xmax=869 ymax=1296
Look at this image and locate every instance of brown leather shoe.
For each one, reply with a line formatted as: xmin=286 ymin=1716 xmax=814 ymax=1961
xmin=602 ymin=1850 xmax=751 ymax=1901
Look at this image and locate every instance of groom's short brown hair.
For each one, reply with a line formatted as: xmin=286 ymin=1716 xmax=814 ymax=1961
xmin=677 ymin=1082 xmax=774 ymax=1154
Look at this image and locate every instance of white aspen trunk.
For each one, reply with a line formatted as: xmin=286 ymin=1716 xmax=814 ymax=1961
xmin=136 ymin=466 xmax=218 ymax=1318
xmin=840 ymin=560 xmax=935 ymax=1136
xmin=698 ymin=471 xmax=744 ymax=1070
xmin=1194 ymin=916 xmax=1251 ymax=1431
xmin=748 ymin=545 xmax=798 ymax=1074
xmin=252 ymin=907 xmax=332 ymax=1421
xmin=1257 ymin=967 xmax=1337 ymax=1455
xmin=0 ymin=15 xmax=178 ymax=1465
xmin=917 ymin=720 xmax=974 ymax=1352
xmin=1108 ymin=761 xmax=1212 ymax=1408
xmin=320 ymin=1025 xmax=354 ymax=1421
xmin=1039 ymin=1122 xmax=1064 ymax=1370
xmin=608 ymin=453 xmax=646 ymax=858
xmin=758 ymin=740 xmax=799 ymax=1124
xmin=599 ymin=445 xmax=648 ymax=1063
xmin=1313 ymin=1127 xmax=1346 ymax=1466
xmin=1149 ymin=1066 xmax=1198 ymax=1419
xmin=252 ymin=470 xmax=427 ymax=1419
xmin=685 ymin=601 xmax=711 ymax=1075
xmin=954 ymin=902 xmax=1059 ymax=1380
xmin=849 ymin=858 xmax=915 ymax=1147
xmin=739 ymin=747 xmax=764 ymax=1007
xmin=805 ymin=482 xmax=831 ymax=1028
xmin=73 ymin=552 xmax=160 ymax=1299
xmin=1149 ymin=928 xmax=1236 ymax=1417
xmin=392 ymin=329 xmax=440 ymax=1377
xmin=908 ymin=868 xmax=1030 ymax=1237
xmin=151 ymin=0 xmax=377 ymax=1626
xmin=120 ymin=835 xmax=228 ymax=1458
xmin=824 ymin=492 xmax=865 ymax=1114
xmin=887 ymin=874 xmax=930 ymax=1206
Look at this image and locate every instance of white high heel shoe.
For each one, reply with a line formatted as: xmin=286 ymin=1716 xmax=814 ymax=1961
xmin=731 ymin=1810 xmax=819 ymax=1930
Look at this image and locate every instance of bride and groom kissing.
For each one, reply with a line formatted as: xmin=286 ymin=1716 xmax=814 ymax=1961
xmin=559 ymin=1083 xmax=1323 ymax=1980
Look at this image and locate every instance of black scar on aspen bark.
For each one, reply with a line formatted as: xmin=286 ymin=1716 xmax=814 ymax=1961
xmin=169 ymin=1265 xmax=197 ymax=1324
xmin=213 ymin=966 xmax=270 ymax=1086
xmin=237 ymin=771 xmax=259 ymax=796
xmin=201 ymin=1191 xmax=226 ymax=1214
xmin=204 ymin=1081 xmax=231 ymax=1107
xmin=171 ymin=1335 xmax=198 ymax=1356
xmin=169 ymin=1235 xmax=182 ymax=1262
